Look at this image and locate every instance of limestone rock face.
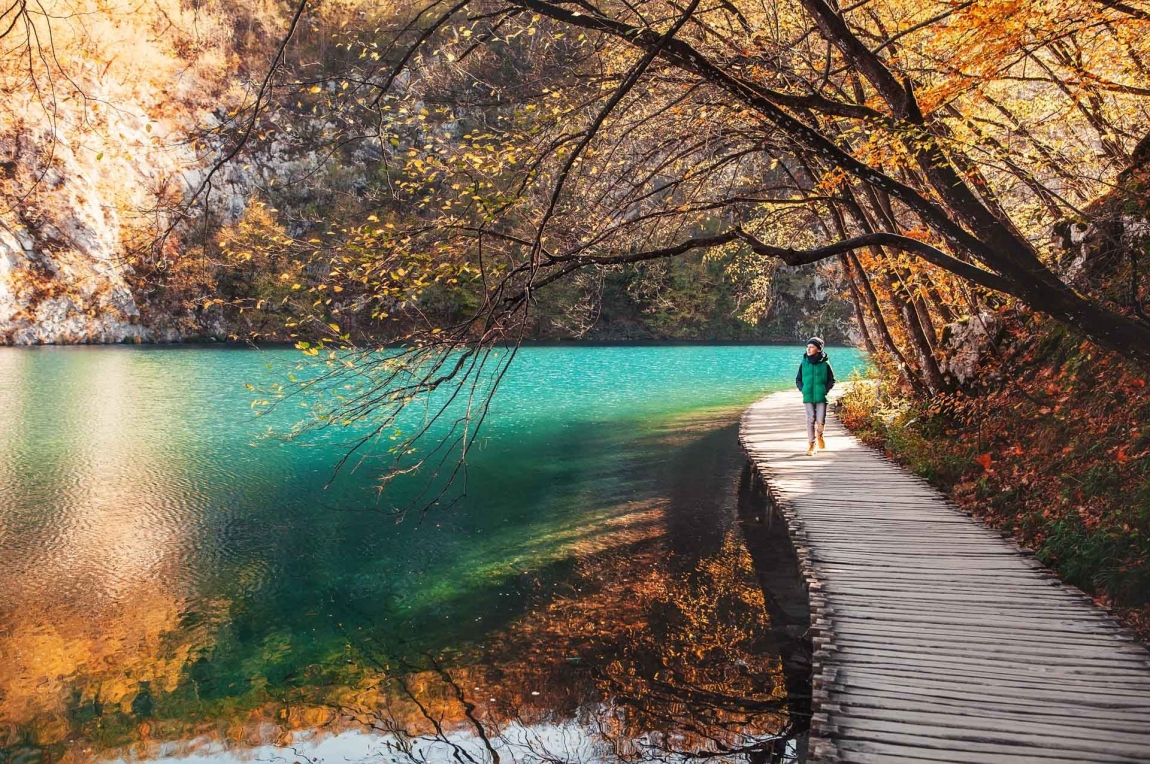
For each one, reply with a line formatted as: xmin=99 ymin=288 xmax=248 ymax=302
xmin=0 ymin=130 xmax=147 ymax=345
xmin=939 ymin=312 xmax=1003 ymax=385
xmin=0 ymin=0 xmax=239 ymax=345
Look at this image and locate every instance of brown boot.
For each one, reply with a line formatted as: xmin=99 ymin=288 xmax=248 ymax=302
xmin=817 ymin=432 xmax=826 ymax=450
xmin=806 ymin=443 xmax=816 ymax=456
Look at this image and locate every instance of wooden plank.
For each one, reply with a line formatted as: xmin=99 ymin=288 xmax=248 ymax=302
xmin=829 ymin=662 xmax=1150 ymax=710
xmin=837 ymin=660 xmax=1150 ymax=692
xmin=833 ymin=715 xmax=1150 ymax=759
xmin=837 ymin=661 xmax=1150 ymax=696
xmin=828 ymin=608 xmax=1126 ymax=635
xmin=803 ymin=535 xmax=1021 ymax=545
xmin=820 ymin=580 xmax=1085 ymax=596
xmin=831 ymin=621 xmax=1142 ymax=651
xmin=824 ymin=591 xmax=1100 ymax=610
xmin=808 ymin=554 xmax=1043 ymax=569
xmin=814 ymin=568 xmax=1059 ymax=583
xmin=837 ymin=694 xmax=1150 ymax=733
xmin=830 ymin=638 xmax=1150 ymax=670
xmin=837 ymin=687 xmax=1150 ymax=725
xmin=833 ymin=726 xmax=1147 ymax=762
xmin=835 ymin=738 xmax=1126 ymax=764
xmin=837 ymin=752 xmax=1069 ymax=764
xmin=824 ymin=596 xmax=1124 ymax=618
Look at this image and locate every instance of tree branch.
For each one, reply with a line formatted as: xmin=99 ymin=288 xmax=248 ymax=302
xmin=510 ymin=0 xmax=1015 ymax=274
xmin=519 ymin=227 xmax=1016 ymax=302
xmin=1092 ymin=0 xmax=1150 ymax=22
xmin=734 ymin=229 xmax=1015 ymax=295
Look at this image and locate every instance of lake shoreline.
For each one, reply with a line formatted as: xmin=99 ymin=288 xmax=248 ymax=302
xmin=0 ymin=337 xmax=862 ymax=351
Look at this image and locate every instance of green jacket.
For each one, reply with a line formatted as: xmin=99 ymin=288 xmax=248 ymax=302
xmin=796 ymin=352 xmax=835 ymax=404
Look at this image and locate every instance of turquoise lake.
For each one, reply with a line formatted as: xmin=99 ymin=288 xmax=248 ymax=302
xmin=0 ymin=344 xmax=865 ymax=763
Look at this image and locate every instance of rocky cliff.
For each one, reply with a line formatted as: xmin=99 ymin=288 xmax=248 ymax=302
xmin=0 ymin=0 xmax=234 ymax=345
xmin=1 ymin=129 xmax=147 ymax=344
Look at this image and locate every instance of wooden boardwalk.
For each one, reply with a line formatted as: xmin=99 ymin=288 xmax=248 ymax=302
xmin=739 ymin=390 xmax=1150 ymax=764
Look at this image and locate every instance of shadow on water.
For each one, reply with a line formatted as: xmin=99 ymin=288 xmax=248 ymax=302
xmin=358 ymin=423 xmax=809 ymax=763
xmin=282 ymin=419 xmax=814 ymax=764
xmin=736 ymin=463 xmax=812 ymax=763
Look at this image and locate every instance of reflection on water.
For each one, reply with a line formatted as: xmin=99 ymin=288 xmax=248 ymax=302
xmin=0 ymin=350 xmax=217 ymax=748
xmin=0 ymin=346 xmax=858 ymax=762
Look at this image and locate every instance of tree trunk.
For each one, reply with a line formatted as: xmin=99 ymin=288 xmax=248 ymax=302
xmin=1016 ymin=272 xmax=1150 ymax=369
xmin=840 ymin=253 xmax=878 ymax=354
xmin=881 ymin=268 xmax=950 ymax=394
xmin=838 ymin=192 xmax=951 ymax=393
xmin=852 ymin=254 xmax=926 ymax=395
xmin=824 ymin=199 xmax=927 ymax=392
xmin=913 ymin=291 xmax=939 ymax=349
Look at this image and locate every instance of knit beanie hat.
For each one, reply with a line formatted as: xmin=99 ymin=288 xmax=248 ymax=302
xmin=806 ymin=336 xmax=824 ymax=350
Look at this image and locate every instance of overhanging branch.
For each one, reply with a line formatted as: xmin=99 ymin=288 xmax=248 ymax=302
xmin=510 ymin=0 xmax=1008 ymax=271
xmin=734 ymin=228 xmax=1016 ymax=295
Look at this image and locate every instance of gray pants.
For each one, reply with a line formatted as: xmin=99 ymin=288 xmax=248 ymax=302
xmin=805 ymin=402 xmax=827 ymax=443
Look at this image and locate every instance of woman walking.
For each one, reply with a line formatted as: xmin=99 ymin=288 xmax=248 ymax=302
xmin=796 ymin=337 xmax=836 ymax=456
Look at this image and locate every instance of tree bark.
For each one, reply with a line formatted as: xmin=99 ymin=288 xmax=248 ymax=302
xmin=825 ymin=203 xmax=924 ymax=392
xmin=910 ymin=281 xmax=939 ymax=349
xmin=839 ymin=253 xmax=878 ymax=354
xmin=837 ymin=191 xmax=950 ymax=392
xmin=851 ymin=254 xmax=925 ymax=394
xmin=924 ymin=277 xmax=957 ymax=325
xmin=882 ymin=268 xmax=949 ymax=393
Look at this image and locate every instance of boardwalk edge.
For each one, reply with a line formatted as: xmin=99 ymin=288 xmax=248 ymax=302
xmin=738 ymin=403 xmax=842 ymax=764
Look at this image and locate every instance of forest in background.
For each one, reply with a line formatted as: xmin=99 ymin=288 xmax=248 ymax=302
xmin=2 ymin=0 xmax=1149 ymax=628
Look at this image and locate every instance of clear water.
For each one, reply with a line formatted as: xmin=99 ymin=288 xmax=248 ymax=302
xmin=0 ymin=344 xmax=864 ymax=763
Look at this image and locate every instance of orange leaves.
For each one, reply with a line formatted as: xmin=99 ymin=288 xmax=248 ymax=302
xmin=901 ymin=227 xmax=933 ymax=242
xmin=813 ymin=167 xmax=849 ymax=194
xmin=974 ymin=452 xmax=993 ymax=471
